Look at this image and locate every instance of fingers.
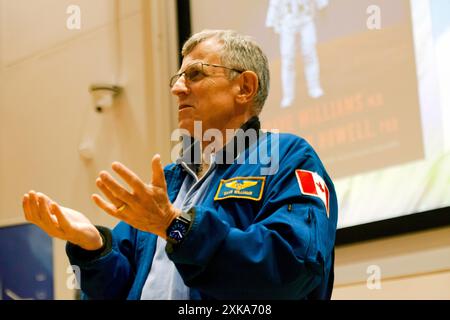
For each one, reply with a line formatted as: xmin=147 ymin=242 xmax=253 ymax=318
xmin=37 ymin=192 xmax=54 ymax=227
xmin=95 ymin=178 xmax=123 ymax=208
xmin=23 ymin=191 xmax=62 ymax=237
xmin=28 ymin=191 xmax=43 ymax=222
xmin=49 ymin=202 xmax=70 ymax=232
xmin=111 ymin=162 xmax=146 ymax=194
xmin=151 ymin=154 xmax=167 ymax=191
xmin=91 ymin=194 xmax=122 ymax=218
xmin=22 ymin=194 xmax=32 ymax=222
xmin=98 ymin=170 xmax=135 ymax=204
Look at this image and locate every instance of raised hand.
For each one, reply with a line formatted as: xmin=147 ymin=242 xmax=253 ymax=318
xmin=92 ymin=154 xmax=181 ymax=239
xmin=22 ymin=191 xmax=103 ymax=250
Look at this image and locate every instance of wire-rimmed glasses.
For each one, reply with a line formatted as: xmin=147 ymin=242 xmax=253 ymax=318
xmin=169 ymin=62 xmax=244 ymax=88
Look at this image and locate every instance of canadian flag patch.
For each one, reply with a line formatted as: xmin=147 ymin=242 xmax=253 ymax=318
xmin=295 ymin=169 xmax=330 ymax=217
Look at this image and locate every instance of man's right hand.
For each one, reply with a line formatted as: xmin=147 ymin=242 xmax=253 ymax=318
xmin=22 ymin=191 xmax=103 ymax=251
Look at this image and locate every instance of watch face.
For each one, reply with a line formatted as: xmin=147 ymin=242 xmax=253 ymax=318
xmin=168 ymin=220 xmax=189 ymax=243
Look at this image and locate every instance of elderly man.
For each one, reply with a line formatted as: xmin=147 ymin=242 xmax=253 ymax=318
xmin=22 ymin=30 xmax=337 ymax=300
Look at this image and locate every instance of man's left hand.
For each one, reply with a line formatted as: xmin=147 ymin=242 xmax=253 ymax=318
xmin=92 ymin=154 xmax=180 ymax=239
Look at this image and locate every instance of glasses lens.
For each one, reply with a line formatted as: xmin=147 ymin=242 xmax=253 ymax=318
xmin=170 ymin=62 xmax=206 ymax=87
xmin=170 ymin=74 xmax=179 ymax=87
xmin=184 ymin=63 xmax=205 ymax=82
xmin=170 ymin=62 xmax=241 ymax=87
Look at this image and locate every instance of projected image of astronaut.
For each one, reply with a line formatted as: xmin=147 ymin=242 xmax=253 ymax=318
xmin=266 ymin=0 xmax=328 ymax=108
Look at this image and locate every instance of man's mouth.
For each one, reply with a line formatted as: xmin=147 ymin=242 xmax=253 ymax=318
xmin=179 ymin=105 xmax=193 ymax=110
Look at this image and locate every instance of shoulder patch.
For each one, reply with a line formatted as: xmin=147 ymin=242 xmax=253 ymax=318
xmin=214 ymin=177 xmax=266 ymax=201
xmin=295 ymin=169 xmax=330 ymax=217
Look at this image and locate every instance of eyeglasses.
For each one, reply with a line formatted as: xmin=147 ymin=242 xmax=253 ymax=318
xmin=169 ymin=62 xmax=244 ymax=88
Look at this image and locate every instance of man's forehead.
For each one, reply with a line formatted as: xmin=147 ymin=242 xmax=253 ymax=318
xmin=180 ymin=40 xmax=222 ymax=69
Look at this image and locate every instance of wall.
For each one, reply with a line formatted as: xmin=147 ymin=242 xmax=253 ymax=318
xmin=0 ymin=0 xmax=178 ymax=299
xmin=333 ymin=226 xmax=450 ymax=299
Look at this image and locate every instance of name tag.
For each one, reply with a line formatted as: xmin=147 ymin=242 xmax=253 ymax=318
xmin=214 ymin=177 xmax=266 ymax=201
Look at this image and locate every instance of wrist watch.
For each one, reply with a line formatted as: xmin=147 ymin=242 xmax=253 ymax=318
xmin=166 ymin=210 xmax=193 ymax=244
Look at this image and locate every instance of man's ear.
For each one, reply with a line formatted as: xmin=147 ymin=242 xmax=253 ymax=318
xmin=235 ymin=71 xmax=259 ymax=105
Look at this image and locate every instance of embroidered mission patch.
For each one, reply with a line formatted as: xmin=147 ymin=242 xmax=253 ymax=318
xmin=214 ymin=177 xmax=266 ymax=201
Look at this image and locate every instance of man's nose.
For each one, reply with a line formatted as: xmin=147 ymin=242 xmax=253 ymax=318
xmin=171 ymin=75 xmax=190 ymax=96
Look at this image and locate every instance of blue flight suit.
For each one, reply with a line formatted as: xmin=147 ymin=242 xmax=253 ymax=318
xmin=66 ymin=119 xmax=338 ymax=300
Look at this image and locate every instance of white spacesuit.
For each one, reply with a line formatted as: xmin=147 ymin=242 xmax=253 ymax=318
xmin=266 ymin=0 xmax=328 ymax=108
